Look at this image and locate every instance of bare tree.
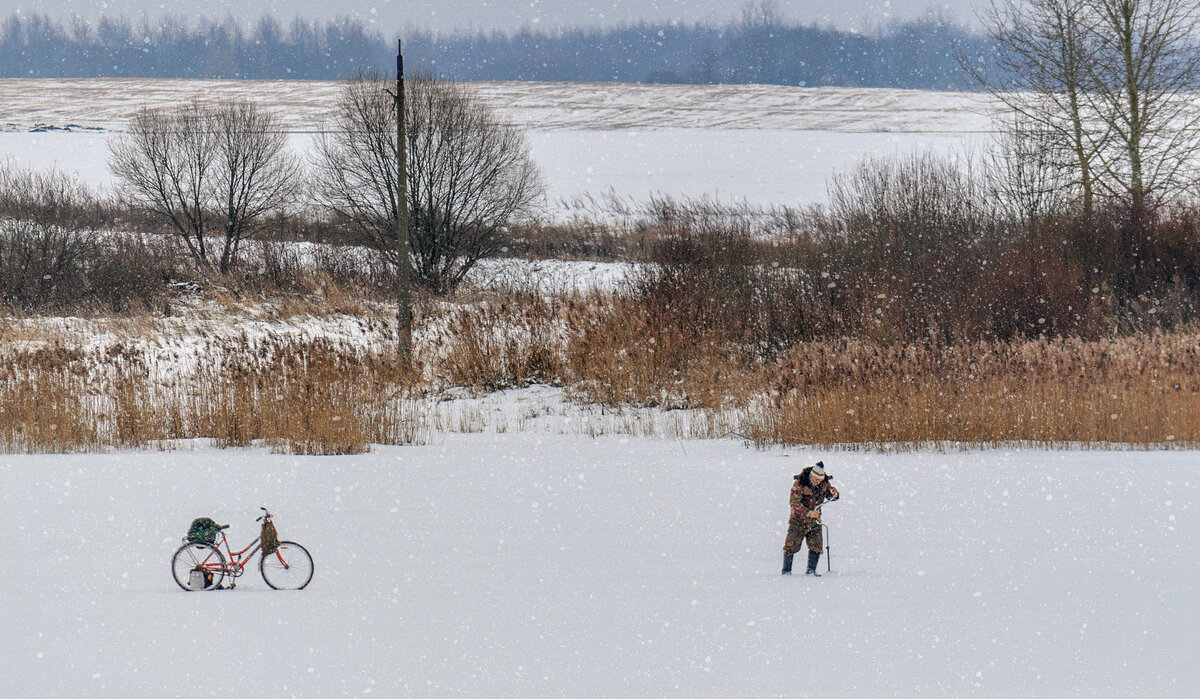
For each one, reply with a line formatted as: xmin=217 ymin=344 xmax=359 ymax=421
xmin=973 ymin=0 xmax=1200 ymax=214
xmin=314 ymin=75 xmax=404 ymax=274
xmin=315 ymin=73 xmax=544 ymax=295
xmin=968 ymin=0 xmax=1103 ymax=216
xmin=108 ymin=99 xmax=299 ymax=274
xmin=1086 ymin=0 xmax=1200 ymax=212
xmin=209 ymin=101 xmax=300 ymax=273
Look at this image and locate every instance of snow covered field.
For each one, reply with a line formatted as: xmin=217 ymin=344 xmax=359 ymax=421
xmin=2 ymin=79 xmax=1195 ymax=697
xmin=0 ymin=79 xmax=992 ymax=214
xmin=3 ymin=428 xmax=1196 ymax=696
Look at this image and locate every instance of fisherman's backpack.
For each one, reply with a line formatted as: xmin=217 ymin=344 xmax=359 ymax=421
xmin=187 ymin=517 xmax=220 ymax=545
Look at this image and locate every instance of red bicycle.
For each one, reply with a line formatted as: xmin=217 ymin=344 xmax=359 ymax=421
xmin=171 ymin=508 xmax=313 ymax=591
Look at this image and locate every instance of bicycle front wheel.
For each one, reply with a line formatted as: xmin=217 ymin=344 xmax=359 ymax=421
xmin=260 ymin=541 xmax=313 ymax=590
xmin=171 ymin=542 xmax=226 ymax=591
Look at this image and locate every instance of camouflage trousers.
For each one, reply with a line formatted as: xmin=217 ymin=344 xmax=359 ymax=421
xmin=783 ymin=515 xmax=823 ymax=556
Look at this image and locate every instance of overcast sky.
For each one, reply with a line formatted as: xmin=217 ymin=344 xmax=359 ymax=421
xmin=1 ymin=0 xmax=983 ymax=32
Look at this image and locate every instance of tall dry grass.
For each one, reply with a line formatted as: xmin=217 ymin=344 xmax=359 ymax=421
xmin=561 ymin=298 xmax=1200 ymax=448
xmin=432 ymin=293 xmax=567 ymax=391
xmin=746 ymin=333 xmax=1200 ymax=448
xmin=3 ymin=304 xmax=1198 ymax=451
xmin=0 ymin=338 xmax=424 ymax=454
xmin=441 ymin=286 xmax=1200 ymax=449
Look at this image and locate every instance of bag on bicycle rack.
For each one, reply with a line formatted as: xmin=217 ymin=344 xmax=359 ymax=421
xmin=186 ymin=517 xmax=220 ymax=545
xmin=261 ymin=519 xmax=280 ymax=556
xmin=188 ymin=568 xmax=215 ymax=590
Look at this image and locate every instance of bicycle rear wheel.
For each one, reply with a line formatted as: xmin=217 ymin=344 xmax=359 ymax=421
xmin=260 ymin=540 xmax=313 ymax=590
xmin=171 ymin=542 xmax=226 ymax=591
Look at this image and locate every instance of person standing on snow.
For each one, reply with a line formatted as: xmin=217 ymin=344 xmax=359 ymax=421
xmin=782 ymin=461 xmax=839 ymax=576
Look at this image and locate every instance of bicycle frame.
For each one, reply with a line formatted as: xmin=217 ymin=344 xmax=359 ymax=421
xmin=193 ymin=531 xmax=289 ymax=579
xmin=217 ymin=532 xmax=262 ymax=577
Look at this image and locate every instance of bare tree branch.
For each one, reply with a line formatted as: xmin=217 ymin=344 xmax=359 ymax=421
xmin=1085 ymin=0 xmax=1200 ymax=211
xmin=314 ymin=73 xmax=544 ymax=295
xmin=108 ymin=99 xmax=300 ymax=274
xmin=967 ymin=0 xmax=1105 ymax=216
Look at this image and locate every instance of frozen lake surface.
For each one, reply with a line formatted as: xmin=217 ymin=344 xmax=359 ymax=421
xmin=0 ymin=79 xmax=992 ymax=214
xmin=2 ymin=428 xmax=1195 ymax=696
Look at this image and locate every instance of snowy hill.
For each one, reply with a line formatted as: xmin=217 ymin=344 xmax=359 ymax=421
xmin=0 ymin=79 xmax=992 ymax=213
xmin=2 ymin=428 xmax=1195 ymax=696
xmin=0 ymin=79 xmax=993 ymax=134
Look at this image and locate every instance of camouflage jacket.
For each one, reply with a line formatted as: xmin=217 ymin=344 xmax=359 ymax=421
xmin=790 ymin=466 xmax=835 ymax=518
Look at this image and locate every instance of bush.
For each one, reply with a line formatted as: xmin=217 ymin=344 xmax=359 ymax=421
xmin=0 ymin=221 xmax=174 ymax=314
xmin=0 ymin=162 xmax=111 ymax=229
xmin=627 ymin=210 xmax=832 ymax=357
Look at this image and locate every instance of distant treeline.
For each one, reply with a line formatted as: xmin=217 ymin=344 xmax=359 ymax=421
xmin=0 ymin=13 xmax=994 ymax=88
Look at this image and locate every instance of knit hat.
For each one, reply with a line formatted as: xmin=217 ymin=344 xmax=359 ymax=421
xmin=811 ymin=461 xmax=826 ymax=479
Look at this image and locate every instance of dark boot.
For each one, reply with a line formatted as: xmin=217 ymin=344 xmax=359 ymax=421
xmin=806 ymin=550 xmax=822 ymax=576
xmin=782 ymin=552 xmax=794 ymax=575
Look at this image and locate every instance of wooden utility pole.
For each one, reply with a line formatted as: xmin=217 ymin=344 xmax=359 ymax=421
xmin=395 ymin=39 xmax=413 ymax=363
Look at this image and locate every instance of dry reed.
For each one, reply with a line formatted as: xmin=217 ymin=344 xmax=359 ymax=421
xmin=0 ymin=337 xmax=425 ymax=454
xmin=4 ymin=295 xmax=1199 ymax=452
xmin=744 ymin=334 xmax=1200 ymax=449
